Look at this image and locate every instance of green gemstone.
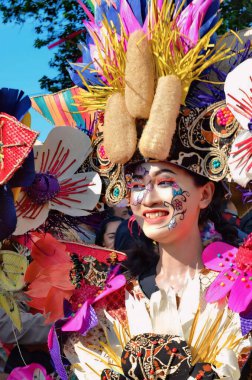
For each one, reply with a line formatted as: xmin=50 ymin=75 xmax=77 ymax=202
xmin=113 ymin=187 xmax=120 ymax=197
xmin=212 ymin=159 xmax=221 ymax=169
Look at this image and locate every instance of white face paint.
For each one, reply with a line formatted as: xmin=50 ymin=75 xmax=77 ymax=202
xmin=127 ymin=162 xmax=204 ymax=244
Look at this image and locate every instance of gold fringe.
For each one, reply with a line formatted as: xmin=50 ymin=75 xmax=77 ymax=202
xmin=75 ymin=0 xmax=243 ymax=110
xmin=189 ymin=308 xmax=243 ymax=366
xmin=76 ymin=305 xmax=243 ymax=376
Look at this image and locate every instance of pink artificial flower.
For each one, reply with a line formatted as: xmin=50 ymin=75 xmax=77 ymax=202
xmin=8 ymin=363 xmax=53 ymax=380
xmin=202 ymin=234 xmax=252 ymax=314
xmin=175 ymin=0 xmax=213 ymax=53
xmin=61 ymin=273 xmax=126 ymax=334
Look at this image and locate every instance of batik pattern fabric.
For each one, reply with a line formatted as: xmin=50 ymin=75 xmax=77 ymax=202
xmin=64 ymin=263 xmax=251 ymax=380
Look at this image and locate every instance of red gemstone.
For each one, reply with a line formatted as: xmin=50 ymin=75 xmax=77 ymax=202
xmin=149 ymin=369 xmax=155 ymax=374
xmin=171 ymin=348 xmax=178 ymax=353
xmin=137 ymin=352 xmax=142 ymax=357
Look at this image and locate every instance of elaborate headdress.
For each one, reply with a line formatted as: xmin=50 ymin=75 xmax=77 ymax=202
xmin=67 ymin=0 xmax=251 ymax=205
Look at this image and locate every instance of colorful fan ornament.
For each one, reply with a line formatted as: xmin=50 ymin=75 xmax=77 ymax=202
xmin=202 ymin=233 xmax=252 ymax=335
xmin=0 ymin=88 xmax=38 ymax=240
xmin=14 ymin=126 xmax=102 ymax=235
xmin=225 ymin=58 xmax=252 ymax=187
xmin=31 ymin=87 xmax=95 ymax=137
xmin=0 ymin=248 xmax=28 ymax=330
xmin=24 ymin=232 xmax=126 ymax=324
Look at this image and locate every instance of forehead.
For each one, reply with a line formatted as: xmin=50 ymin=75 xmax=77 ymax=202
xmin=105 ymin=220 xmax=121 ymax=233
xmin=133 ymin=162 xmax=180 ymax=176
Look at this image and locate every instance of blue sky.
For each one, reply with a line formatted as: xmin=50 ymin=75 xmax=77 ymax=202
xmin=0 ymin=19 xmax=57 ymax=141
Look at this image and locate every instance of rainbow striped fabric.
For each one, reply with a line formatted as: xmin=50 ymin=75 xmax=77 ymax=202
xmin=31 ymin=87 xmax=94 ymax=135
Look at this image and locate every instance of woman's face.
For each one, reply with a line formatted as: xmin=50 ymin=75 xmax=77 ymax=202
xmin=102 ymin=220 xmax=122 ymax=249
xmin=127 ymin=162 xmax=213 ymax=244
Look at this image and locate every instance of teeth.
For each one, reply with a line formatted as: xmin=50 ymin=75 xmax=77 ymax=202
xmin=145 ymin=211 xmax=167 ymax=218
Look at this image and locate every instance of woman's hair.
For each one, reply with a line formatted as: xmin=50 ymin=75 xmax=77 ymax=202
xmin=114 ymin=219 xmax=158 ymax=276
xmin=124 ymin=167 xmax=240 ymax=276
xmin=95 ymin=216 xmax=124 ymax=246
xmin=190 ymin=171 xmax=239 ymax=246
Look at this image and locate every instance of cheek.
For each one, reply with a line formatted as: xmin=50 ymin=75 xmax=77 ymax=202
xmin=103 ymin=235 xmax=114 ymax=248
xmin=129 ymin=200 xmax=144 ymax=226
xmin=130 ymin=190 xmax=147 ymax=206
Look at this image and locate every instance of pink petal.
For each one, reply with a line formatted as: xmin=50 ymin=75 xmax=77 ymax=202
xmin=176 ymin=0 xmax=212 ymax=50
xmin=8 ymin=363 xmax=52 ymax=380
xmin=120 ymin=0 xmax=142 ymax=35
xmin=61 ymin=299 xmax=93 ymax=333
xmin=94 ymin=274 xmax=126 ymax=303
xmin=205 ymin=269 xmax=234 ymax=303
xmin=228 ymin=271 xmax=252 ymax=313
xmin=202 ymin=242 xmax=237 ymax=272
xmin=157 ymin=0 xmax=164 ymax=10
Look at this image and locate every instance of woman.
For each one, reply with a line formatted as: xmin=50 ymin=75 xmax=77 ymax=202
xmin=95 ymin=216 xmax=124 ymax=249
xmin=64 ymin=162 xmax=250 ymax=380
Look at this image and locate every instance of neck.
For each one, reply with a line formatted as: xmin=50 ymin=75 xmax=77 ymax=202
xmin=156 ymin=225 xmax=204 ymax=291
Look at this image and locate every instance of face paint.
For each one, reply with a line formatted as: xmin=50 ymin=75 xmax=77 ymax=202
xmin=129 ymin=162 xmax=206 ymax=244
xmin=160 ymin=184 xmax=190 ymax=231
xmin=131 ymin=180 xmax=153 ymax=206
xmin=126 ymin=166 xmax=152 ymax=206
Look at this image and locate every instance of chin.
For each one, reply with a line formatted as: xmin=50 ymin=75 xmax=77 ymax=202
xmin=142 ymin=222 xmax=178 ymax=243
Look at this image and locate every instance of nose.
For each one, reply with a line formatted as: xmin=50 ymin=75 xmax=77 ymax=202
xmin=142 ymin=184 xmax=161 ymax=207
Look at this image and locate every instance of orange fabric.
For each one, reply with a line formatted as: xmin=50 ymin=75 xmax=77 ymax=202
xmin=25 ymin=233 xmax=74 ymax=322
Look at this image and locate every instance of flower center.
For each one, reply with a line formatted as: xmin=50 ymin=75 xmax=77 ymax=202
xmin=26 ymin=173 xmax=60 ymax=204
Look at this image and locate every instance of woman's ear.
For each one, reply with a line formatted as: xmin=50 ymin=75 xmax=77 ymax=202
xmin=199 ymin=182 xmax=215 ymax=210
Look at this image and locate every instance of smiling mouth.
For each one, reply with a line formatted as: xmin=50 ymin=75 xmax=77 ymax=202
xmin=144 ymin=211 xmax=169 ymax=219
xmin=143 ymin=210 xmax=170 ymax=224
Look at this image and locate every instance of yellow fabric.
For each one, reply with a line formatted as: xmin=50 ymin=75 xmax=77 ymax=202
xmin=0 ymin=251 xmax=28 ymax=331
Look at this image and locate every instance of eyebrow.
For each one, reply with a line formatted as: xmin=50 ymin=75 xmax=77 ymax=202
xmin=152 ymin=169 xmax=176 ymax=177
xmin=132 ymin=168 xmax=176 ymax=179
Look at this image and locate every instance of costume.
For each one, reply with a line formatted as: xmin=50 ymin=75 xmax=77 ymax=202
xmin=63 ymin=267 xmax=247 ymax=379
xmin=59 ymin=1 xmax=252 ymax=379
xmin=1 ymin=1 xmax=252 ymax=379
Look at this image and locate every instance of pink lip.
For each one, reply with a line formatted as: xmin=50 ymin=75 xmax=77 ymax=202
xmin=143 ymin=209 xmax=169 ymax=225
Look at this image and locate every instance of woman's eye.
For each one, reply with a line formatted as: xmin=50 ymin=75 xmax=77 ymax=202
xmin=157 ymin=179 xmax=174 ymax=187
xmin=127 ymin=181 xmax=145 ymax=191
xmin=131 ymin=184 xmax=145 ymax=191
